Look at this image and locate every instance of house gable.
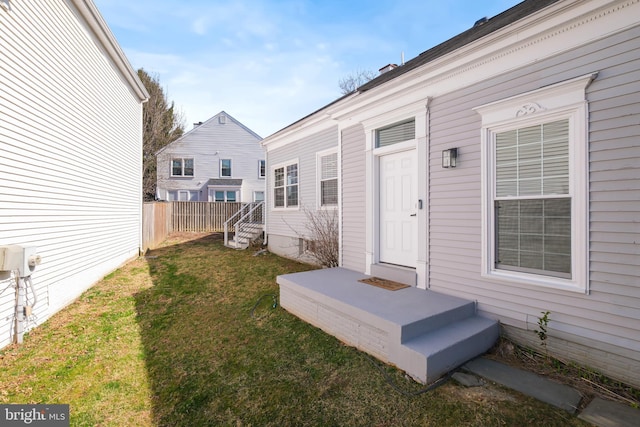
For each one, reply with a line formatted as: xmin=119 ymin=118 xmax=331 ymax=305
xmin=156 ymin=111 xmax=264 ymax=202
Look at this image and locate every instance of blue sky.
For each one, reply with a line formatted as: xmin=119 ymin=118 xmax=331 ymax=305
xmin=94 ymin=0 xmax=522 ymax=137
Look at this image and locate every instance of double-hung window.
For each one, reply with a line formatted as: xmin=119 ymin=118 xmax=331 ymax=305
xmin=474 ymin=74 xmax=595 ymax=293
xmin=220 ymin=159 xmax=232 ymax=177
xmin=273 ymin=161 xmax=298 ymax=208
xmin=171 ymin=158 xmax=194 ymax=177
xmin=258 ymin=160 xmax=266 ymax=179
xmin=317 ymin=149 xmax=338 ymax=207
xmin=494 ymin=120 xmax=571 ymax=276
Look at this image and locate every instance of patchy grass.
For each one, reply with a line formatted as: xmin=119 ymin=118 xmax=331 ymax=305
xmin=0 ymin=233 xmax=591 ymax=426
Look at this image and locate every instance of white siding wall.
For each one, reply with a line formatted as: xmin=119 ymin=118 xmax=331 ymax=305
xmin=266 ymin=125 xmax=338 ymax=260
xmin=157 ymin=112 xmax=264 ymax=202
xmin=341 ymin=124 xmax=366 ymax=272
xmin=0 ymin=1 xmax=144 ymax=349
xmin=428 ymin=26 xmax=640 ymax=386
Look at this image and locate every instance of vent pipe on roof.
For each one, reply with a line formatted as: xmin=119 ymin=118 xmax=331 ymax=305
xmin=473 ymin=17 xmax=488 ymax=27
xmin=379 ymin=63 xmax=398 ymax=75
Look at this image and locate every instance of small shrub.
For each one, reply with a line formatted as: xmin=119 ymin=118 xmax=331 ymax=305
xmin=302 ymin=207 xmax=339 ymax=268
xmin=534 ymin=310 xmax=550 ymax=354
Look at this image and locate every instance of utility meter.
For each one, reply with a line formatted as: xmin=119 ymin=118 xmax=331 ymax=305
xmin=0 ymin=245 xmax=41 ymax=277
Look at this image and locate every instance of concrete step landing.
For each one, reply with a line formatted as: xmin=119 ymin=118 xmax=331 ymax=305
xmin=278 ymin=267 xmax=499 ymax=384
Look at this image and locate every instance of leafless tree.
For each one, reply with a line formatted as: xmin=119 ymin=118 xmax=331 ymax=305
xmin=338 ymin=69 xmax=377 ymax=95
xmin=138 ymin=69 xmax=185 ymax=201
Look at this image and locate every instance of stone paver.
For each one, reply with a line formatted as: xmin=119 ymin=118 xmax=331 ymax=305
xmin=578 ymin=397 xmax=640 ymax=427
xmin=463 ymin=357 xmax=582 ymax=413
xmin=462 ymin=357 xmax=640 ymax=425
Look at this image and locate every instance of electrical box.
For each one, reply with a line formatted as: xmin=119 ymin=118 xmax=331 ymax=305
xmin=0 ymin=245 xmax=41 ymax=277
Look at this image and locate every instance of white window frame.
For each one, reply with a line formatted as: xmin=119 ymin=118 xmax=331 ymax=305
xmin=208 ymin=188 xmax=239 ymax=202
xmin=220 ymin=159 xmax=232 ymax=177
xmin=272 ymin=159 xmax=299 ymax=210
xmin=474 ymin=74 xmax=595 ymax=293
xmin=258 ymin=160 xmax=266 ymax=179
xmin=171 ymin=158 xmax=194 ymax=177
xmin=175 ymin=190 xmax=198 ymax=201
xmin=253 ymin=191 xmax=265 ymax=202
xmin=316 ymin=148 xmax=338 ymax=209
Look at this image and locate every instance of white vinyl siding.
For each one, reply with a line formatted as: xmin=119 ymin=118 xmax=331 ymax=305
xmin=341 ymin=125 xmax=366 ymax=272
xmin=0 ymin=1 xmax=145 ymax=349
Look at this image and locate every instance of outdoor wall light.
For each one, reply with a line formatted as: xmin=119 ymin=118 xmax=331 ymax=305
xmin=442 ymin=148 xmax=458 ymax=168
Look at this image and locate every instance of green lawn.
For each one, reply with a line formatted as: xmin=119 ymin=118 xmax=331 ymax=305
xmin=0 ymin=233 xmax=589 ymax=426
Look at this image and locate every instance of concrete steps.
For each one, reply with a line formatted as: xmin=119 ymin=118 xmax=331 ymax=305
xmin=399 ymin=316 xmax=499 ymax=383
xmin=278 ymin=267 xmax=499 ymax=384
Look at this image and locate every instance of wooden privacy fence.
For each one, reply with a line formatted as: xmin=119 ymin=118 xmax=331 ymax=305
xmin=142 ymin=202 xmax=171 ymax=251
xmin=171 ymin=201 xmax=243 ymax=232
xmin=142 ymin=202 xmax=244 ymax=251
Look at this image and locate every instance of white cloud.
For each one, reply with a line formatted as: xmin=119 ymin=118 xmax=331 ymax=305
xmin=95 ymin=0 xmax=523 ymax=137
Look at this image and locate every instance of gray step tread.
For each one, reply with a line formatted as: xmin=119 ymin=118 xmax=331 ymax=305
xmin=401 ymin=301 xmax=475 ymax=342
xmin=403 ymin=316 xmax=498 ymax=356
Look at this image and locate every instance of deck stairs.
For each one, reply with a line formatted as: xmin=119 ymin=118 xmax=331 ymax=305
xmin=277 ymin=267 xmax=499 ymax=384
xmin=224 ymin=202 xmax=264 ymax=249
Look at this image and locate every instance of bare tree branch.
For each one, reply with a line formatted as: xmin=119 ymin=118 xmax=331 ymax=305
xmin=138 ymin=69 xmax=185 ymax=201
xmin=338 ymin=69 xmax=377 ymax=95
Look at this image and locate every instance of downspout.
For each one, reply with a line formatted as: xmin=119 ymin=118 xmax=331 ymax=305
xmin=263 ymin=157 xmax=268 ymax=246
xmin=337 ymin=126 xmax=343 ymax=267
xmin=425 ymin=97 xmax=433 ymax=289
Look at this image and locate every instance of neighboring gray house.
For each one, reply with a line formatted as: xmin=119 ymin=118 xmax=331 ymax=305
xmin=0 ymin=0 xmax=148 ymax=348
xmin=262 ymin=0 xmax=640 ymax=387
xmin=156 ymin=111 xmax=264 ymax=203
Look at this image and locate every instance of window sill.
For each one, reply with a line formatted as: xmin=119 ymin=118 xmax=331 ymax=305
xmin=482 ymin=269 xmax=587 ymax=294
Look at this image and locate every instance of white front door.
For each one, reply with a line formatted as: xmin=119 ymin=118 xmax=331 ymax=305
xmin=379 ymin=149 xmax=417 ymax=267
